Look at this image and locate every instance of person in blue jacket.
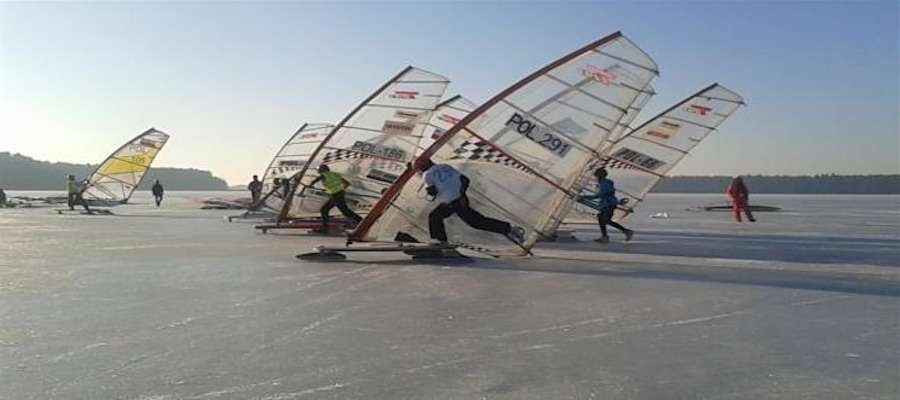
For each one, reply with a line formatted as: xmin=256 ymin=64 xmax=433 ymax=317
xmin=578 ymin=167 xmax=633 ymax=243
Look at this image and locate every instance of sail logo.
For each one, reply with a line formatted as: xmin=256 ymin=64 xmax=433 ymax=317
xmin=382 ymin=120 xmax=416 ymax=136
xmin=645 ymin=130 xmax=671 ymax=140
xmin=390 ymin=91 xmax=419 ymax=100
xmin=438 ymin=113 xmax=461 ymax=125
xmin=611 ymin=148 xmax=666 ymax=171
xmin=394 ymin=110 xmax=421 ymax=120
xmin=686 ymin=104 xmax=713 ymax=116
xmin=139 ymin=139 xmax=159 ymax=149
xmin=299 ymin=133 xmax=320 ymax=139
xmin=278 ymin=160 xmax=304 ymax=166
xmin=660 ymin=121 xmax=681 ymax=130
xmin=581 ymin=64 xmax=616 ymax=85
xmin=645 ymin=120 xmax=680 ymax=141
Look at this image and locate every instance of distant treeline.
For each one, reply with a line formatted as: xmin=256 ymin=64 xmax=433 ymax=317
xmin=0 ymin=152 xmax=229 ymax=190
xmin=653 ymin=175 xmax=900 ymax=194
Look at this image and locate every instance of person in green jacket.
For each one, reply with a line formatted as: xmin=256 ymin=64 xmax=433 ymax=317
xmin=66 ymin=175 xmax=91 ymax=212
xmin=308 ymin=165 xmax=362 ymax=234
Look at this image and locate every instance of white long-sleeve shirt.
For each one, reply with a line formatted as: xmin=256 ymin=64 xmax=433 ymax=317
xmin=423 ymin=164 xmax=462 ymax=205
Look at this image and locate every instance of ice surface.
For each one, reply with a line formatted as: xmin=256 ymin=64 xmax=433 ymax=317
xmin=1 ymin=191 xmax=897 ymax=399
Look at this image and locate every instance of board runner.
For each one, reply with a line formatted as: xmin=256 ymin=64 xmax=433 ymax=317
xmin=414 ymin=157 xmax=525 ymax=246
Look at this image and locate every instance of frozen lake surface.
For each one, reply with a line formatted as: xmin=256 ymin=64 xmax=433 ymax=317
xmin=2 ymin=192 xmax=898 ymax=399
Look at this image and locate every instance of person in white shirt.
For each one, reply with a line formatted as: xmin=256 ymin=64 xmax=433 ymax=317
xmin=413 ymin=157 xmax=525 ymax=245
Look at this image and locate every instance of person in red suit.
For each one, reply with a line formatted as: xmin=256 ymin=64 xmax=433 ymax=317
xmin=726 ymin=177 xmax=756 ymax=222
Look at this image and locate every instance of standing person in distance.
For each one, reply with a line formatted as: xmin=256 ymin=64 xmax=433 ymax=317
xmin=151 ymin=180 xmax=164 ymax=207
xmin=414 ymin=157 xmax=525 ymax=246
xmin=726 ymin=176 xmax=756 ymax=222
xmin=578 ymin=167 xmax=633 ymax=243
xmin=248 ymin=175 xmax=263 ymax=206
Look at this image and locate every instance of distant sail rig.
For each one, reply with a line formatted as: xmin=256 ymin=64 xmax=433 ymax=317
xmin=248 ymin=123 xmax=334 ymax=216
xmin=351 ymin=32 xmax=659 ymax=255
xmin=276 ymin=66 xmax=450 ymax=224
xmin=572 ymin=83 xmax=746 ymax=221
xmin=81 ymin=128 xmax=170 ymax=205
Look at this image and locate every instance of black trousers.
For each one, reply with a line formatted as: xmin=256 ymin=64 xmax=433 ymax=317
xmin=320 ymin=191 xmax=361 ymax=229
xmin=68 ymin=193 xmax=90 ymax=211
xmin=597 ymin=207 xmax=628 ymax=237
xmin=429 ymin=195 xmax=510 ymax=242
xmin=154 ymin=194 xmax=163 ymax=206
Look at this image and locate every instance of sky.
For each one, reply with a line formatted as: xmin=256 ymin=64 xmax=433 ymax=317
xmin=1 ymin=1 xmax=898 ymax=185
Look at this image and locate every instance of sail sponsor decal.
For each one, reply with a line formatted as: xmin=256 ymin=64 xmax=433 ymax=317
xmin=382 ymin=120 xmax=416 ymax=136
xmin=299 ymin=132 xmax=321 ymax=140
xmin=505 ymin=113 xmax=573 ymax=157
xmin=686 ymin=104 xmax=712 ymax=116
xmin=139 ymin=139 xmax=159 ymax=148
xmin=366 ymin=169 xmax=400 ymax=184
xmin=389 ymin=90 xmax=419 ymax=100
xmin=394 ymin=110 xmax=421 ymax=120
xmin=581 ymin=64 xmax=616 ymax=85
xmin=610 ymin=148 xmax=666 ymax=171
xmin=350 ymin=141 xmax=407 ymax=161
xmin=644 ymin=120 xmax=681 ymax=141
xmin=645 ymin=130 xmax=671 ymax=140
xmin=437 ymin=113 xmax=461 ymax=125
xmin=278 ymin=160 xmax=305 ymax=166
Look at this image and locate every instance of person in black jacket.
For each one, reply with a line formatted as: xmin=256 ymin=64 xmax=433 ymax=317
xmin=151 ymin=180 xmax=164 ymax=207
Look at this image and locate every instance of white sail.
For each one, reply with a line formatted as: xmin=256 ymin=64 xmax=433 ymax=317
xmin=278 ymin=66 xmax=450 ymax=222
xmin=254 ymin=123 xmax=334 ymax=214
xmin=573 ymin=83 xmax=746 ymax=220
xmin=82 ymin=128 xmax=170 ymax=203
xmin=416 ymin=95 xmax=478 ymax=155
xmin=351 ymin=32 xmax=658 ymax=254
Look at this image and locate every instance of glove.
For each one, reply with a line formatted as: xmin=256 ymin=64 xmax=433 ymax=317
xmin=425 ymin=185 xmax=438 ymax=201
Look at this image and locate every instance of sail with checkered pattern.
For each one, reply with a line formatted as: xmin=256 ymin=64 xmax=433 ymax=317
xmin=571 ymin=83 xmax=745 ymax=221
xmin=278 ymin=66 xmax=449 ymax=221
xmin=352 ymin=32 xmax=659 ymax=255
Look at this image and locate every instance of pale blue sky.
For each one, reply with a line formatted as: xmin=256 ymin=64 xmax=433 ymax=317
xmin=2 ymin=1 xmax=897 ymax=185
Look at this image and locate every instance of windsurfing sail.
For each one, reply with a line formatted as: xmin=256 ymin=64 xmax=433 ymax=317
xmin=278 ymin=66 xmax=450 ymax=222
xmin=252 ymin=123 xmax=334 ymax=214
xmin=81 ymin=128 xmax=170 ymax=204
xmin=416 ymin=95 xmax=478 ymax=155
xmin=351 ymin=32 xmax=659 ymax=254
xmin=573 ymin=83 xmax=746 ymax=220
